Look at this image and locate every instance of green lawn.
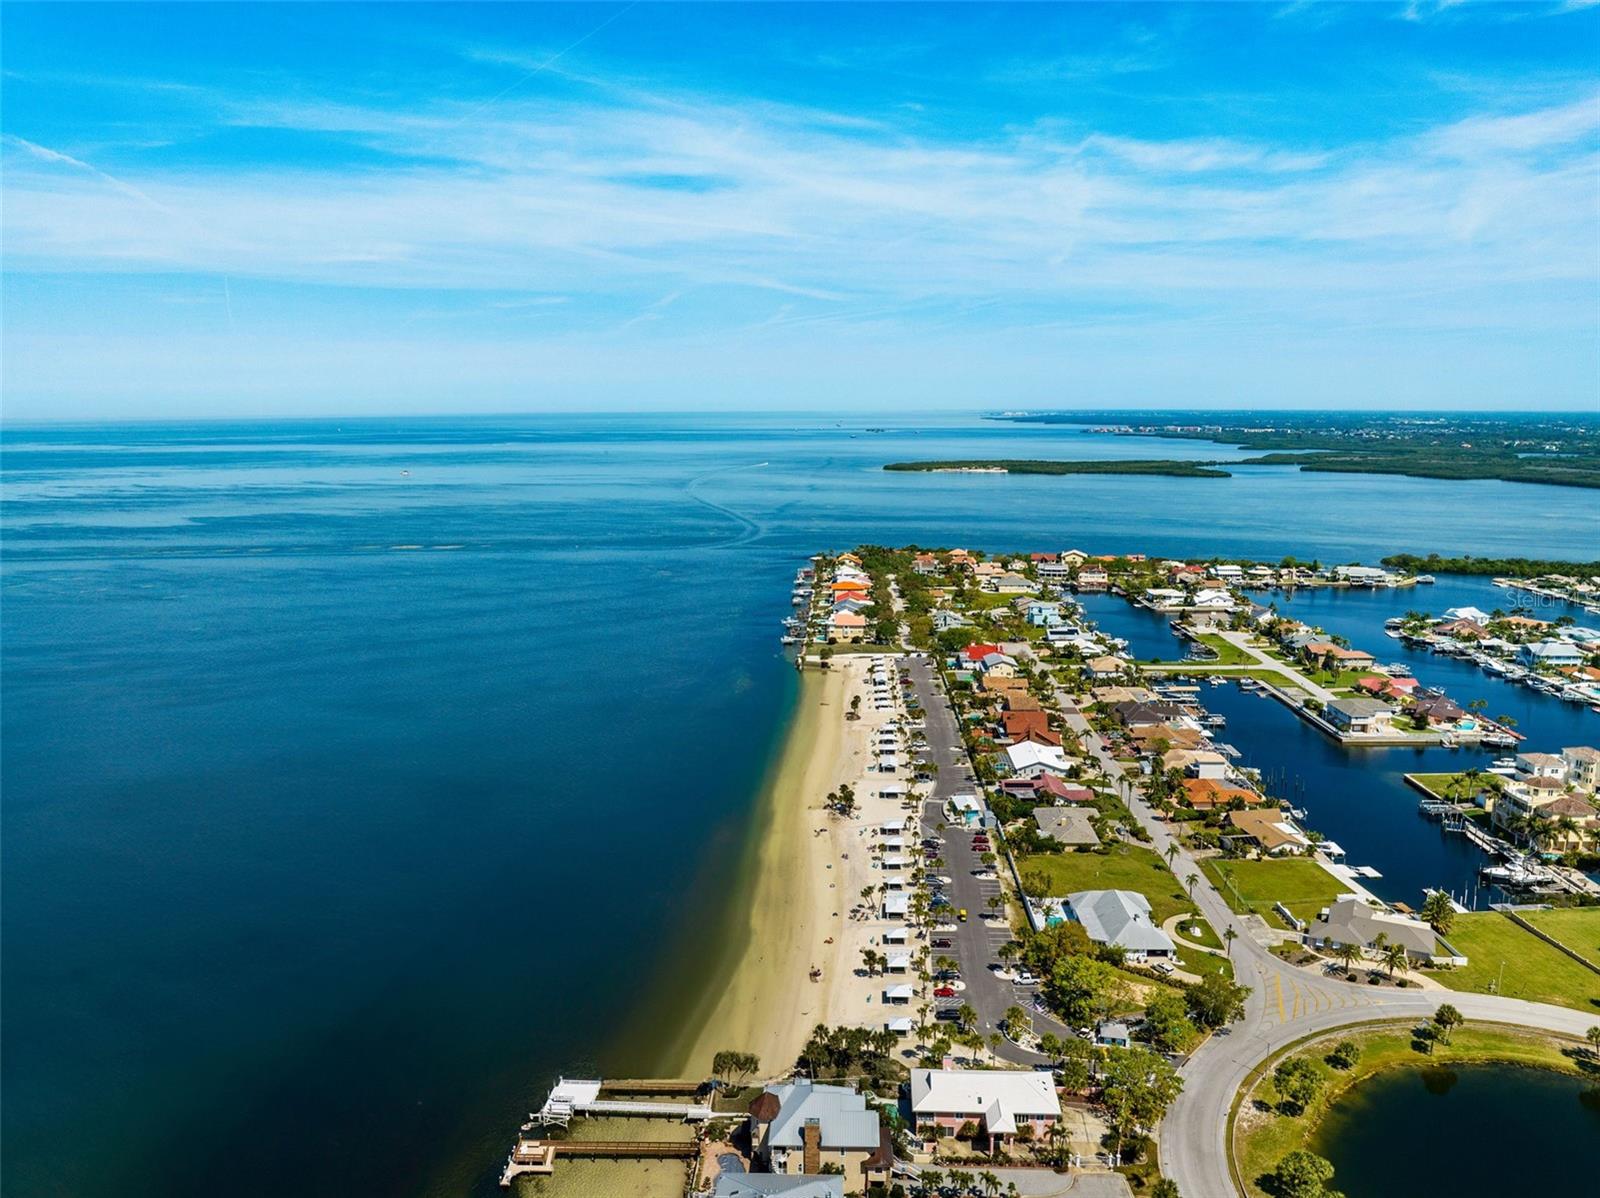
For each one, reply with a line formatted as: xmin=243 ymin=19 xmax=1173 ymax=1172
xmin=1193 ymin=633 xmax=1255 ymax=665
xmin=1018 ymin=845 xmax=1191 ymax=923
xmin=1431 ymin=912 xmax=1600 ymax=1014
xmin=1233 ymin=1023 xmax=1589 ymax=1198
xmin=1202 ymin=858 xmax=1350 ymax=925
xmin=1521 ymin=908 xmax=1600 ymax=969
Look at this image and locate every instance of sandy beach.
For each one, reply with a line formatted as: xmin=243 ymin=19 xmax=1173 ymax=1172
xmin=664 ymin=654 xmax=923 ymax=1080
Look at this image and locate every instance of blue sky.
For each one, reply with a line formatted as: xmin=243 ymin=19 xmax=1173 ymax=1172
xmin=3 ymin=1 xmax=1597 ymax=418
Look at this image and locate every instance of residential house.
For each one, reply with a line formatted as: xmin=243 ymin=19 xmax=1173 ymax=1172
xmin=1532 ymin=794 xmax=1599 ymax=853
xmin=1162 ymin=748 xmax=1229 ymax=780
xmin=932 ymin=610 xmax=971 ymax=633
xmin=1222 ymin=809 xmax=1309 ymax=855
xmin=1075 ymin=567 xmax=1109 ymax=591
xmin=1051 ymin=889 xmax=1176 ymax=961
xmin=1026 ymin=600 xmax=1064 ymax=627
xmin=1143 ymin=588 xmax=1187 ymax=610
xmin=1036 ymin=561 xmax=1074 ymax=584
xmin=946 ymin=794 xmax=983 ymax=828
xmin=747 ymin=1081 xmax=891 ymax=1189
xmin=1563 ymin=746 xmax=1600 ymax=793
xmin=1085 ymin=655 xmax=1127 ymax=680
xmin=828 ymin=611 xmax=868 ymax=642
xmin=1032 ymin=807 xmax=1099 ymax=847
xmin=1190 ymin=587 xmax=1235 ymax=611
xmin=1005 ymin=741 xmax=1072 ymax=777
xmin=991 ymin=572 xmax=1036 ymax=595
xmin=1306 ymin=643 xmax=1376 ymax=671
xmin=1325 ymin=697 xmax=1395 ymax=735
xmin=1442 ymin=606 xmax=1491 ymax=623
xmin=1210 ymin=564 xmax=1244 ymax=583
xmin=1434 ymin=618 xmax=1487 ymax=640
xmin=1128 ymin=724 xmax=1206 ymax=753
xmin=1409 ymin=695 xmax=1468 ymax=729
xmin=977 ymin=652 xmax=1020 ymax=678
xmin=1180 ymin=778 xmax=1266 ymax=811
xmin=1520 ymin=640 xmax=1583 ymax=669
xmin=1095 ymin=1020 xmax=1134 ymax=1049
xmin=1107 ymin=700 xmax=1186 ymax=727
xmin=912 ymin=553 xmax=940 ymax=576
xmin=908 ymin=1068 xmax=1062 ymax=1149
xmin=960 ymin=643 xmax=1003 ymax=667
xmin=1516 ymin=752 xmax=1569 ymax=782
xmin=1308 ymin=896 xmax=1452 ymax=964
xmin=1061 ymin=549 xmax=1089 ymax=566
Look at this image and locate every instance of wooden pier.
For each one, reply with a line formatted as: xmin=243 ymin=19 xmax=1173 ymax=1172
xmin=499 ymin=1138 xmax=696 ymax=1186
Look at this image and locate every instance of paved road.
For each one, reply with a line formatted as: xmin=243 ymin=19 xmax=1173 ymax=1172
xmin=1050 ymin=685 xmax=1594 ymax=1196
xmin=901 ymin=653 xmax=1061 ymax=1063
xmin=1211 ymin=630 xmax=1336 ymax=703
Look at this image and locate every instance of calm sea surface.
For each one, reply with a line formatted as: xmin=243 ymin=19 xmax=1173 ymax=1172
xmin=4 ymin=413 xmax=1598 ymax=1197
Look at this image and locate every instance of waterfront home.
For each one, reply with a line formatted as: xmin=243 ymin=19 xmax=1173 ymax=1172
xmin=1520 ymin=640 xmax=1584 ymax=669
xmin=714 ymin=1174 xmax=847 ymax=1198
xmin=1307 ymin=643 xmax=1377 ymax=671
xmin=1075 ymin=567 xmax=1109 ymax=591
xmin=1435 ymin=617 xmax=1488 ymax=640
xmin=1443 ymin=605 xmax=1491 ymax=623
xmin=1563 ymin=747 xmax=1600 ymax=793
xmin=1003 ymin=692 xmax=1044 ymax=712
xmin=1005 ymin=741 xmax=1072 ymax=777
xmin=1530 ymin=794 xmax=1600 ymax=852
xmin=1516 ymin=752 xmax=1569 ymax=782
xmin=1032 ymin=807 xmax=1099 ymax=847
xmin=1190 ymin=587 xmax=1235 ymax=611
xmin=747 ymin=1080 xmax=891 ymax=1189
xmin=1162 ymin=748 xmax=1228 ymax=780
xmin=1333 ymin=565 xmax=1391 ymax=585
xmin=1308 ymin=896 xmax=1455 ymax=964
xmin=1222 ymin=809 xmax=1309 ymax=856
xmin=1129 ymin=724 xmax=1205 ymax=752
xmin=973 ymin=562 xmax=1004 ymax=580
xmin=990 ymin=572 xmax=1036 ymax=595
xmin=1061 ymin=549 xmax=1088 ymax=566
xmin=912 ymin=553 xmax=940 ymax=576
xmin=1143 ymin=587 xmax=1187 ymax=610
xmin=1000 ymin=773 xmax=1093 ymax=803
xmin=1036 ymin=560 xmax=1074 ymax=584
xmin=1180 ymin=778 xmax=1266 ymax=811
xmin=1211 ymin=563 xmax=1244 ymax=583
xmin=828 ymin=611 xmax=868 ymax=642
xmin=1325 ymin=697 xmax=1396 ymax=735
xmin=908 ymin=1068 xmax=1062 ymax=1149
xmin=1050 ymin=889 xmax=1176 ymax=961
xmin=1108 ymin=699 xmax=1186 ymax=727
xmin=1409 ymin=694 xmax=1467 ymax=729
xmin=1026 ymin=600 xmax=1064 ymax=627
xmin=1086 ymin=655 xmax=1127 ymax=680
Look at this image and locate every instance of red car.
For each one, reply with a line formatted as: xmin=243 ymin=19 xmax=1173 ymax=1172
xmin=933 ymin=986 xmax=957 ymax=998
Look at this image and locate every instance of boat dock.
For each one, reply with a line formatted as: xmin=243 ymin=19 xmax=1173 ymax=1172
xmin=499 ymin=1137 xmax=697 ymax=1186
xmin=530 ymin=1077 xmax=714 ymax=1127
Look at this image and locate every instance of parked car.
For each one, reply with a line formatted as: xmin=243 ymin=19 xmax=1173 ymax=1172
xmin=1015 ymin=970 xmax=1037 ymax=985
xmin=931 ymin=938 xmax=953 ymax=949
xmin=936 ymin=1008 xmax=962 ymax=1021
xmin=958 ymin=908 xmax=969 ymax=922
xmin=933 ymin=986 xmax=957 ymax=998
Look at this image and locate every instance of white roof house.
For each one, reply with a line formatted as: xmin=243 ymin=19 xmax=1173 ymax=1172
xmin=1443 ymin=606 xmax=1491 ymax=623
xmin=882 ymin=893 xmax=909 ymax=918
xmin=1060 ymin=889 xmax=1176 ymax=958
xmin=882 ymin=925 xmax=909 ymax=943
xmin=1005 ymin=741 xmax=1072 ymax=776
xmin=883 ymin=984 xmax=915 ymax=1003
xmin=909 ymin=1068 xmax=1061 ymax=1136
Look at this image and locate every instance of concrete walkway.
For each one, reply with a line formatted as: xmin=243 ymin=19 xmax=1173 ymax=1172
xmin=1212 ymin=630 xmax=1337 ymax=703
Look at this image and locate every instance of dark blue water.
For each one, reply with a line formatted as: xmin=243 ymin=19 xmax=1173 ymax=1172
xmin=4 ymin=414 xmax=1598 ymax=1198
xmin=1313 ymin=1064 xmax=1600 ymax=1197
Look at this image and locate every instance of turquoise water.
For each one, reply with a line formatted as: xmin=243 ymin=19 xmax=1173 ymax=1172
xmin=4 ymin=413 xmax=1598 ymax=1197
xmin=1311 ymin=1063 xmax=1600 ymax=1195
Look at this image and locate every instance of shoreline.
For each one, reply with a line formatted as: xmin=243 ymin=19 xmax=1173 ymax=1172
xmin=653 ymin=664 xmax=849 ymax=1079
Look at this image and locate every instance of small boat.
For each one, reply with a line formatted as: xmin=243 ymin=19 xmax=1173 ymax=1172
xmin=1383 ymin=662 xmax=1412 ymax=676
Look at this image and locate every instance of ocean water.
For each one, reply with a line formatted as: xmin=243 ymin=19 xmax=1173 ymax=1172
xmin=3 ymin=413 xmax=1598 ymax=1198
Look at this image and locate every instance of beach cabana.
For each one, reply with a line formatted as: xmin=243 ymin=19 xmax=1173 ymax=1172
xmin=882 ymin=985 xmax=914 ymax=1005
xmin=882 ymin=926 xmax=909 ymax=944
xmin=884 ymin=1017 xmax=914 ymax=1034
xmin=879 ymin=818 xmax=906 ymax=833
xmin=885 ymin=954 xmax=911 ymax=973
xmin=882 ymin=893 xmax=909 ymax=918
xmin=881 ymin=855 xmax=909 ymax=870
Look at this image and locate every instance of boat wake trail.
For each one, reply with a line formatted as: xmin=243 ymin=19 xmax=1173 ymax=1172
xmin=684 ymin=462 xmax=769 ymax=548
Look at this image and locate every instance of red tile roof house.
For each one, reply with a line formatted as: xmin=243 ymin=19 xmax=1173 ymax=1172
xmin=961 ymin=643 xmax=1003 ymax=665
xmin=998 ymin=773 xmax=1093 ymax=802
xmin=1356 ymin=675 xmax=1421 ymax=700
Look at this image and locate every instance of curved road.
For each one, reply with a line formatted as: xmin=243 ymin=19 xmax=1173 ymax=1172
xmin=1051 ymin=689 xmax=1595 ymax=1196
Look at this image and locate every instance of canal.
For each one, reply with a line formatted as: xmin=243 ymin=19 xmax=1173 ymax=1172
xmin=1073 ymin=582 xmax=1597 ymax=909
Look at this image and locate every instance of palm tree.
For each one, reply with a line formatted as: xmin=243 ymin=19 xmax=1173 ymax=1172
xmin=1223 ymin=926 xmax=1238 ymax=954
xmin=1383 ymin=942 xmax=1410 ymax=982
xmin=1185 ymin=871 xmax=1199 ymax=895
xmin=979 ymin=1170 xmax=1001 ymax=1196
xmin=1335 ymin=941 xmax=1360 ymax=978
xmin=1165 ymin=842 xmax=1180 ymax=868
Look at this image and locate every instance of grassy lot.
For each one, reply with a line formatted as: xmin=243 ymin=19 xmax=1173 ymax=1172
xmin=1177 ymin=941 xmax=1234 ymax=981
xmin=1018 ymin=845 xmax=1191 ymax=923
xmin=1521 ymin=907 xmax=1600 ymax=969
xmin=1140 ymin=664 xmax=1299 ymax=684
xmin=1202 ymin=857 xmax=1351 ymax=926
xmin=1193 ymin=633 xmax=1256 ymax=665
xmin=1430 ymin=912 xmax=1600 ymax=1014
xmin=1233 ymin=1022 xmax=1591 ymax=1198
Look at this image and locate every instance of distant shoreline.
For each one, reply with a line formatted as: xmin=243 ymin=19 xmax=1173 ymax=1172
xmin=884 ymin=458 xmax=1232 ymax=478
